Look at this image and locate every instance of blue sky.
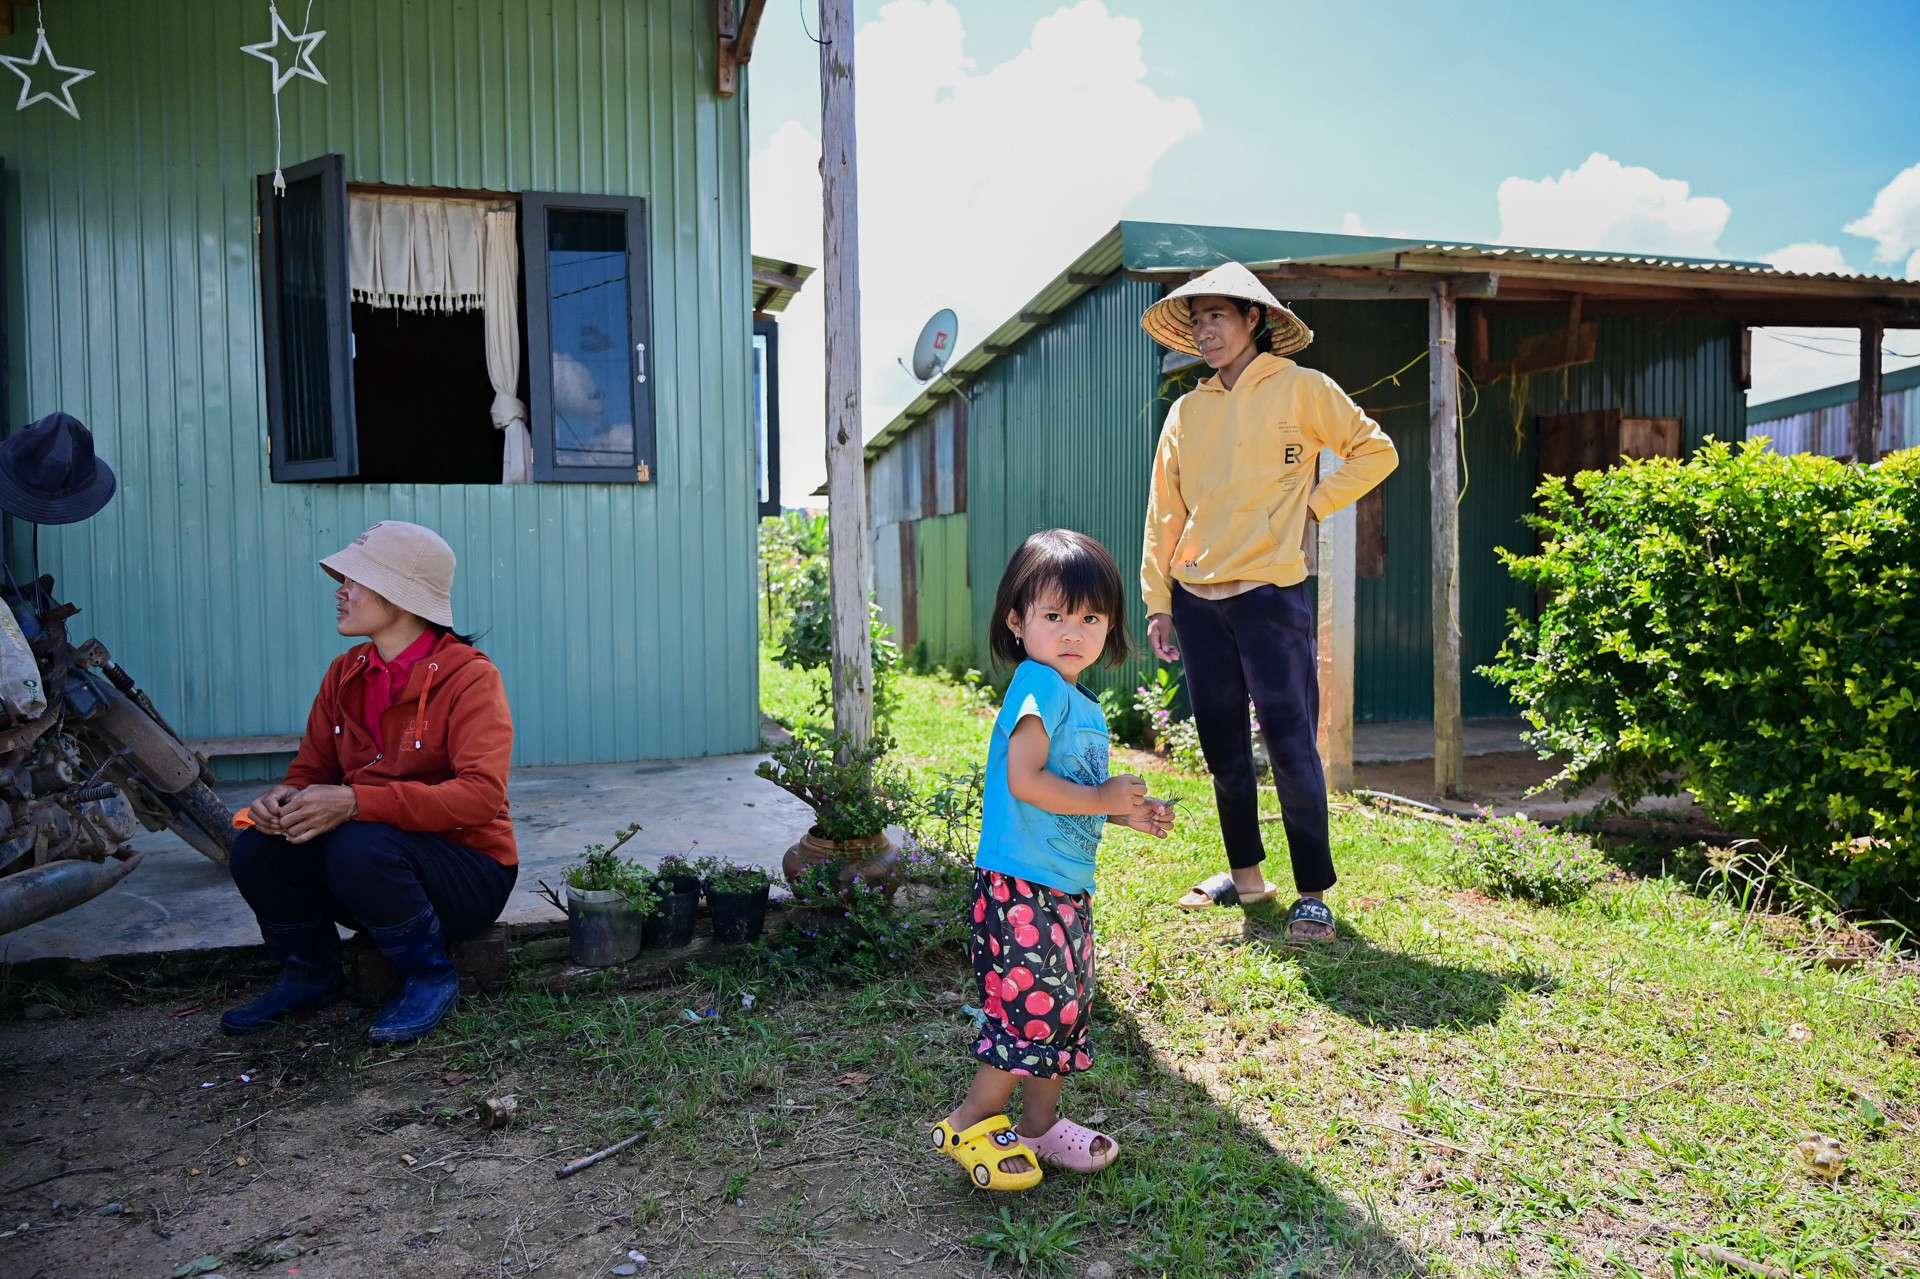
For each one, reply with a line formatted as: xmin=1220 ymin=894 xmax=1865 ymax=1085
xmin=746 ymin=1 xmax=1920 ymax=503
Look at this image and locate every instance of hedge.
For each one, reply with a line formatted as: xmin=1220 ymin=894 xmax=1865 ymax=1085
xmin=1484 ymin=441 xmax=1918 ymax=913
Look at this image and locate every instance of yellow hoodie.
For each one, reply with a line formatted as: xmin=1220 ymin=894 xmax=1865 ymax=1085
xmin=1141 ymin=353 xmax=1398 ymax=617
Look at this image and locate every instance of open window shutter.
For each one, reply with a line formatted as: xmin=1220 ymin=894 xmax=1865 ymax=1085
xmin=258 ymin=154 xmax=357 ymax=480
xmin=522 ymin=192 xmax=655 ymax=483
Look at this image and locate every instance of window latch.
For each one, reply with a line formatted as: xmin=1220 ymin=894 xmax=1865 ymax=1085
xmin=635 ymin=342 xmax=646 ymax=384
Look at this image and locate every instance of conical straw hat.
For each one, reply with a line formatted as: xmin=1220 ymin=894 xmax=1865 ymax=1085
xmin=1139 ymin=261 xmax=1313 ymax=359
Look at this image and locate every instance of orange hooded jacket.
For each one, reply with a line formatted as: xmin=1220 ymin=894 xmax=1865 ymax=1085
xmin=283 ymin=633 xmax=517 ymax=866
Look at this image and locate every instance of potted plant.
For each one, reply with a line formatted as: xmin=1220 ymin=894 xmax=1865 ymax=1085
xmin=755 ymin=730 xmax=913 ymax=898
xmin=543 ymin=825 xmax=654 ymax=968
xmin=652 ymin=851 xmax=704 ymax=898
xmin=643 ymin=865 xmax=700 ymax=950
xmin=698 ymin=859 xmax=775 ymax=945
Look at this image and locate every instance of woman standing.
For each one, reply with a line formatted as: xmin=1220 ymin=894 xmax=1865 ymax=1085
xmin=222 ymin=521 xmax=516 ymax=1042
xmin=1139 ymin=264 xmax=1397 ymax=940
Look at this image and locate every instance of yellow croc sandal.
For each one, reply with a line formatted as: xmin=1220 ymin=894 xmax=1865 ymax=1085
xmin=930 ymin=1115 xmax=1043 ymax=1191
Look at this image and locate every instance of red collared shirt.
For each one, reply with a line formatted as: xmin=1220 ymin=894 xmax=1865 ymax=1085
xmin=361 ymin=630 xmax=437 ymax=752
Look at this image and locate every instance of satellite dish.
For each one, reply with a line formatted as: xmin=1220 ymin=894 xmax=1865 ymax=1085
xmin=910 ymin=309 xmax=959 ymax=381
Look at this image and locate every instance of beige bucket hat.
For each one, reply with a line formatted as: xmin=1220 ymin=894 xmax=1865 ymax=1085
xmin=320 ymin=521 xmax=456 ymax=628
xmin=1140 ymin=261 xmax=1313 ymax=359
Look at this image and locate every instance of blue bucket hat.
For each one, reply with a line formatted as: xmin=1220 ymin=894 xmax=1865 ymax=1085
xmin=0 ymin=412 xmax=118 ymax=525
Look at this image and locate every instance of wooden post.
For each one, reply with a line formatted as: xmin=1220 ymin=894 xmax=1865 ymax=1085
xmin=819 ymin=0 xmax=874 ymax=748
xmin=1315 ymin=451 xmax=1356 ymax=792
xmin=1856 ymin=321 xmax=1883 ymax=465
xmin=1429 ymin=286 xmax=1465 ymax=796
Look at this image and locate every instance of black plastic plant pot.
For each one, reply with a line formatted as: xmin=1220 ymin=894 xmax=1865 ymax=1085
xmin=707 ymin=883 xmax=771 ymax=945
xmin=643 ymin=888 xmax=699 ymax=949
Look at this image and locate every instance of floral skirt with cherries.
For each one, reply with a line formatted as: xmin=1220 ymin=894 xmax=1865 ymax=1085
xmin=969 ymin=869 xmax=1095 ymax=1078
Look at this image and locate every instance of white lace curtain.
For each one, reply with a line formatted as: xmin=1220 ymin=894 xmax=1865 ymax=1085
xmin=348 ymin=193 xmax=532 ymax=483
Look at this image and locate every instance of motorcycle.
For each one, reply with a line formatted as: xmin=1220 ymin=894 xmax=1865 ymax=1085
xmin=0 ymin=571 xmax=235 ymax=936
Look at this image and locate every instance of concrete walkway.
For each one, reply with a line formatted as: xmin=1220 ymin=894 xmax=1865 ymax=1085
xmin=0 ymin=754 xmax=814 ymax=965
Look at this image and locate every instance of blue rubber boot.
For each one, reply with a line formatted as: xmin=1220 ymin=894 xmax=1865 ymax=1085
xmin=221 ymin=919 xmax=344 ymax=1034
xmin=366 ymin=906 xmax=461 ymax=1044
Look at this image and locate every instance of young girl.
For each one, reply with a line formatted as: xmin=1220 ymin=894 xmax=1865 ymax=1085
xmin=931 ymin=529 xmax=1174 ymax=1191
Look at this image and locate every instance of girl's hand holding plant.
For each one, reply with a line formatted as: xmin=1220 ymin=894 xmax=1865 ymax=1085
xmin=1111 ymin=796 xmax=1177 ymax=839
xmin=1097 ymin=773 xmax=1148 ymax=816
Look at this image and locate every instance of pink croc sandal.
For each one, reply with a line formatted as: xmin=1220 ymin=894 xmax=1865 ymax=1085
xmin=1025 ymin=1116 xmax=1120 ymax=1173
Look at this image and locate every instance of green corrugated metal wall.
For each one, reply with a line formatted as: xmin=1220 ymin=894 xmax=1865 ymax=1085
xmin=955 ymin=279 xmax=1743 ymax=720
xmin=966 ymin=274 xmax=1164 ymax=698
xmin=915 ymin=512 xmax=970 ymax=667
xmin=3 ymin=0 xmax=757 ymax=767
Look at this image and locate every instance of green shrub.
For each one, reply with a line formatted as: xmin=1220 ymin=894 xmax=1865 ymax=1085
xmin=1445 ymin=813 xmax=1609 ymax=907
xmin=755 ymin=729 xmax=916 ymax=841
xmin=1483 ymin=442 xmax=1919 ymax=913
xmin=758 ymin=512 xmax=901 ymax=726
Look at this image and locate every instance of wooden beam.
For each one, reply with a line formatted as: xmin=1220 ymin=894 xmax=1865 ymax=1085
xmin=734 ymin=0 xmax=769 ymax=61
xmin=717 ymin=0 xmax=739 ymax=96
xmin=1429 ymin=285 xmax=1464 ymax=797
xmin=1315 ymin=452 xmax=1356 ymax=792
xmin=1857 ymin=321 xmax=1883 ymax=465
xmin=820 ymin=0 xmax=874 ymax=747
xmin=1256 ymin=272 xmax=1498 ymax=301
xmin=1018 ymin=311 xmax=1054 ymax=325
xmin=1392 ymin=251 xmax=1920 ymax=302
xmin=752 ymin=263 xmax=810 ymax=295
xmin=1066 ymin=272 xmax=1111 ymax=285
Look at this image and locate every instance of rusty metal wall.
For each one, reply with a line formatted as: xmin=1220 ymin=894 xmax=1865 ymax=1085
xmin=1 ymin=0 xmax=756 ymax=767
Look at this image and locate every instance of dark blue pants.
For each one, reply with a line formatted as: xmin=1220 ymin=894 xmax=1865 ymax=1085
xmin=229 ymin=821 xmax=517 ymax=941
xmin=1170 ymin=582 xmax=1336 ymax=894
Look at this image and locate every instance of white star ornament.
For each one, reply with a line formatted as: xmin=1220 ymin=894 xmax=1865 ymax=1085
xmin=0 ymin=28 xmax=96 ymax=120
xmin=242 ymin=9 xmax=326 ymax=93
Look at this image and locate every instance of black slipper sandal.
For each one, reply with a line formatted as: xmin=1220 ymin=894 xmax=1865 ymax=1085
xmin=1176 ymin=870 xmax=1279 ymax=911
xmin=1284 ymin=896 xmax=1336 ymax=941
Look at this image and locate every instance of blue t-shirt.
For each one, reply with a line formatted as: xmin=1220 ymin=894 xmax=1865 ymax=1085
xmin=975 ymin=660 xmax=1111 ymax=896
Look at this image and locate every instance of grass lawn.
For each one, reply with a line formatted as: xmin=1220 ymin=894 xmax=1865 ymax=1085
xmin=13 ymin=660 xmax=1907 ymax=1278
xmin=590 ymin=658 xmax=1918 ymax=1276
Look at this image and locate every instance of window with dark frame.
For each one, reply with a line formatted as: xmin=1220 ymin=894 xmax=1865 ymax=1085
xmin=521 ymin=192 xmax=655 ymax=484
xmin=257 ymin=157 xmax=658 ymax=486
xmin=753 ymin=317 xmax=781 ymax=518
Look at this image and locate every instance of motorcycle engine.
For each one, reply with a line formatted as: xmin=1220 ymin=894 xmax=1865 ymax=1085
xmin=0 ymin=732 xmax=139 ymax=869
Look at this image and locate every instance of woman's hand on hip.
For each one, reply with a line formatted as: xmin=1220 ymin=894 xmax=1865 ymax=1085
xmin=247 ymin=784 xmax=301 ymax=837
xmin=1147 ymin=614 xmax=1180 ymax=663
xmin=275 ymin=784 xmax=359 ymax=844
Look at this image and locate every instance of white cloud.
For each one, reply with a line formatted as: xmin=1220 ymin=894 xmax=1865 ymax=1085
xmin=1843 ymin=161 xmax=1920 ymax=278
xmin=1496 ymin=152 xmax=1730 ymax=257
xmin=1762 ymin=241 xmax=1851 ymax=275
xmin=1340 ymin=211 xmax=1370 ymax=235
xmin=751 ymin=0 xmax=1201 ymax=506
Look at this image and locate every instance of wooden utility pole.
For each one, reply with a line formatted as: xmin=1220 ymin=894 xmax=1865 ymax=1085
xmin=819 ymin=0 xmax=874 ymax=747
xmin=1429 ymin=286 xmax=1464 ymax=796
xmin=1315 ymin=452 xmax=1356 ymax=792
xmin=1856 ymin=321 xmax=1884 ymax=465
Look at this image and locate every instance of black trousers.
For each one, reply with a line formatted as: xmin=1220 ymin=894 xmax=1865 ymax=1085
xmin=1170 ymin=581 xmax=1336 ymax=894
xmin=229 ymin=821 xmax=517 ymax=941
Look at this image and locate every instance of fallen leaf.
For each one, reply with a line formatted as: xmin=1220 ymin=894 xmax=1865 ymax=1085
xmin=1793 ymin=1132 xmax=1846 ymax=1182
xmin=187 ymin=1168 xmax=203 ymax=1176
xmin=443 ymin=1071 xmax=475 ymax=1086
xmin=235 ymin=1157 xmax=248 ymax=1167
xmin=834 ymin=1071 xmax=875 ymax=1088
xmin=401 ymin=1154 xmax=418 ymax=1167
xmin=1086 ymin=1109 xmax=1108 ymax=1126
xmin=1787 ymin=1023 xmax=1813 ymax=1042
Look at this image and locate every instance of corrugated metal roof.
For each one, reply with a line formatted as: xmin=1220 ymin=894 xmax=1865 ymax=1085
xmin=869 ymin=220 xmax=1920 ymax=458
xmin=1748 ymin=361 xmax=1920 ymax=423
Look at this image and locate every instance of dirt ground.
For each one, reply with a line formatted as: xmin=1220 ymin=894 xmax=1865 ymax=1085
xmin=0 ymin=992 xmax=995 ymax=1279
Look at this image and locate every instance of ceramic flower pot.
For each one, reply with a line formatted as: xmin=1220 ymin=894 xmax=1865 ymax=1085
xmin=781 ymin=827 xmax=902 ymax=900
xmin=566 ymin=884 xmax=644 ymax=968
